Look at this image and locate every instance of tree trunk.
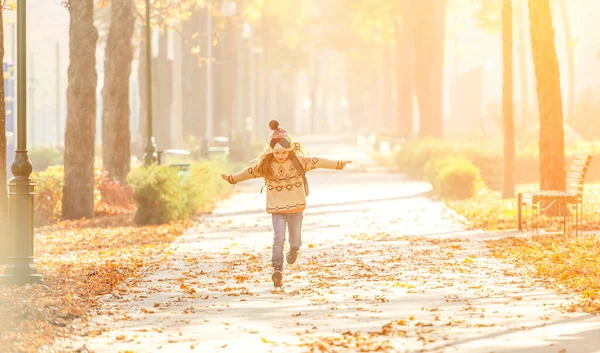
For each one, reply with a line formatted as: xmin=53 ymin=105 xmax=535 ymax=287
xmin=215 ymin=27 xmax=235 ymax=138
xmin=154 ymin=32 xmax=172 ymax=149
xmin=516 ymin=0 xmax=529 ymax=123
xmin=288 ymin=73 xmax=298 ymax=131
xmin=528 ymin=0 xmax=565 ymax=191
xmin=310 ymin=54 xmax=320 ymax=134
xmin=101 ymin=0 xmax=135 ymax=184
xmin=322 ymin=71 xmax=331 ymax=133
xmin=357 ymin=69 xmax=369 ymax=132
xmin=0 ymin=7 xmax=7 ymax=262
xmin=181 ymin=9 xmax=205 ymax=140
xmin=138 ymin=38 xmax=147 ymax=155
xmin=412 ymin=0 xmax=445 ymax=139
xmin=63 ymin=0 xmax=98 ymax=219
xmin=430 ymin=0 xmax=446 ymax=137
xmin=503 ymin=0 xmax=516 ymax=198
xmin=394 ymin=15 xmax=414 ymax=138
xmin=558 ymin=0 xmax=575 ymax=120
xmin=382 ymin=44 xmax=394 ymax=133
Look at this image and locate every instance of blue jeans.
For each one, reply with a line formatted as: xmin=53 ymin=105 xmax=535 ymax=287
xmin=271 ymin=212 xmax=304 ymax=267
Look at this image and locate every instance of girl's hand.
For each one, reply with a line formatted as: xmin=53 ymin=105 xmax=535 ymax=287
xmin=222 ymin=174 xmax=235 ymax=184
xmin=340 ymin=160 xmax=352 ymax=169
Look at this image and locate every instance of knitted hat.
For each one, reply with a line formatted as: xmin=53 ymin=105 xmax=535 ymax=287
xmin=267 ymin=120 xmax=293 ymax=153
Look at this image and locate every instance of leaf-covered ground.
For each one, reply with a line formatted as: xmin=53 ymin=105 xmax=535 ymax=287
xmin=446 ymin=183 xmax=600 ymax=231
xmin=446 ymin=182 xmax=600 ymax=316
xmin=58 ymin=169 xmax=600 ymax=353
xmin=0 ymin=216 xmax=197 ymax=353
xmin=488 ymin=233 xmax=600 ymax=314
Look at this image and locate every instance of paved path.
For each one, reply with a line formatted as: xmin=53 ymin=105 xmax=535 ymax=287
xmin=64 ymin=138 xmax=600 ymax=353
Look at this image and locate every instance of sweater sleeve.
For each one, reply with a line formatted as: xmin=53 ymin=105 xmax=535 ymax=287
xmin=228 ymin=164 xmax=263 ymax=184
xmin=298 ymin=156 xmax=343 ymax=172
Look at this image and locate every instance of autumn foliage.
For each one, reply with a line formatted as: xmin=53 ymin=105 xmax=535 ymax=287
xmin=0 ymin=216 xmax=196 ymax=353
xmin=488 ymin=234 xmax=600 ymax=313
xmin=396 ymin=139 xmax=480 ymax=199
xmin=127 ymin=161 xmax=232 ymax=225
xmin=424 ymin=155 xmax=480 ymax=199
xmin=33 ymin=166 xmax=136 ymax=226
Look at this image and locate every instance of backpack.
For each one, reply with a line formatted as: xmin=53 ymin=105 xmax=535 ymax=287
xmin=260 ymin=155 xmax=310 ymax=196
xmin=290 ymin=155 xmax=310 ymax=196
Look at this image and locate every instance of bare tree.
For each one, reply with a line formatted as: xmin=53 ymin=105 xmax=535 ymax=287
xmin=557 ymin=0 xmax=575 ymax=120
xmin=0 ymin=2 xmax=7 ymax=262
xmin=62 ymin=0 xmax=99 ymax=219
xmin=502 ymin=0 xmax=515 ymax=198
xmin=528 ymin=0 xmax=565 ymax=192
xmin=411 ymin=0 xmax=446 ymax=138
xmin=102 ymin=0 xmax=136 ymax=184
xmin=394 ymin=10 xmax=414 ymax=138
xmin=515 ymin=1 xmax=530 ymax=121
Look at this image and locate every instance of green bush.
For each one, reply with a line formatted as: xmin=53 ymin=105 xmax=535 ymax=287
xmin=127 ymin=165 xmax=189 ymax=225
xmin=187 ymin=161 xmax=231 ymax=214
xmin=396 ymin=138 xmax=456 ymax=179
xmin=425 ymin=156 xmax=480 ymax=199
xmin=33 ymin=165 xmax=64 ymax=225
xmin=128 ymin=161 xmax=232 ymax=225
xmin=32 ymin=166 xmax=137 ymax=226
xmin=457 ymin=148 xmax=538 ymax=189
xmin=424 ymin=156 xmax=453 ymax=192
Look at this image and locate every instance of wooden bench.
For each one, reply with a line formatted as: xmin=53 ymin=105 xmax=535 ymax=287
xmin=518 ymin=154 xmax=593 ymax=235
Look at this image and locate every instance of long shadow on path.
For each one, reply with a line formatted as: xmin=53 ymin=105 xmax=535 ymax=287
xmin=205 ymin=191 xmax=432 ymax=219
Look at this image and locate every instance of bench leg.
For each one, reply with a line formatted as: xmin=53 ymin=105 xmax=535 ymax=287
xmin=562 ymin=200 xmax=567 ymax=236
xmin=518 ymin=193 xmax=523 ymax=231
xmin=575 ymin=202 xmax=583 ymax=236
xmin=532 ymin=198 xmax=539 ymax=235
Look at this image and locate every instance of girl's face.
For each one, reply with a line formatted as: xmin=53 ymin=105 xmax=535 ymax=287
xmin=273 ymin=151 xmax=289 ymax=163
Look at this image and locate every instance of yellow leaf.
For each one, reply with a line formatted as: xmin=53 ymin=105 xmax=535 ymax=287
xmin=260 ymin=337 xmax=274 ymax=343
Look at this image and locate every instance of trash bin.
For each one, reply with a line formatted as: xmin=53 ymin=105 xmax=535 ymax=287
xmin=167 ymin=162 xmax=191 ymax=183
xmin=157 ymin=149 xmax=191 ymax=165
xmin=156 ymin=149 xmax=191 ymax=183
xmin=208 ymin=136 xmax=230 ymax=158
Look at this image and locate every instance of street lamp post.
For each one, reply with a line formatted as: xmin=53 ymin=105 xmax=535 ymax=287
xmin=1 ymin=0 xmax=42 ymax=285
xmin=221 ymin=1 xmax=237 ymax=149
xmin=143 ymin=0 xmax=157 ymax=166
xmin=205 ymin=0 xmax=213 ymax=140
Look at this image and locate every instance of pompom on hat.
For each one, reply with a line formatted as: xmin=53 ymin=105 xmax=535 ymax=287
xmin=267 ymin=120 xmax=293 ymax=153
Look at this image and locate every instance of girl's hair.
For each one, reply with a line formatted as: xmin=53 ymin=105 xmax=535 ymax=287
xmin=256 ymin=142 xmax=305 ymax=180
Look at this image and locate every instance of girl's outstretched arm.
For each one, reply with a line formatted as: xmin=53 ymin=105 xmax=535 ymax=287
xmin=298 ymin=156 xmax=352 ymax=172
xmin=221 ymin=164 xmax=262 ymax=184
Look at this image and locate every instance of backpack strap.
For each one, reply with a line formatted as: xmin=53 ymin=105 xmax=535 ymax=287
xmin=290 ymin=155 xmax=309 ymax=196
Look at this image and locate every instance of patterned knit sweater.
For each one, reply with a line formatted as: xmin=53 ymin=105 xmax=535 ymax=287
xmin=228 ymin=156 xmax=343 ymax=214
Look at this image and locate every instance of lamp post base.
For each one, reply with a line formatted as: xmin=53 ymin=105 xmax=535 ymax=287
xmin=143 ymin=137 xmax=158 ymax=166
xmin=2 ymin=151 xmax=41 ymax=286
xmin=0 ymin=256 xmax=43 ymax=285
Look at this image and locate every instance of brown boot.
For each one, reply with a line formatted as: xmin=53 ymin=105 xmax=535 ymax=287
xmin=271 ymin=264 xmax=283 ymax=287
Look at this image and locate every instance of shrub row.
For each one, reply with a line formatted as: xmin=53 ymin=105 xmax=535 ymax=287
xmin=127 ymin=161 xmax=232 ymax=225
xmin=33 ymin=166 xmax=136 ymax=226
xmin=424 ymin=155 xmax=480 ymax=199
xmin=396 ymin=138 xmax=599 ymax=197
xmin=459 ymin=148 xmax=600 ymax=187
xmin=31 ymin=160 xmax=232 ymax=226
xmin=396 ymin=139 xmax=480 ymax=199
